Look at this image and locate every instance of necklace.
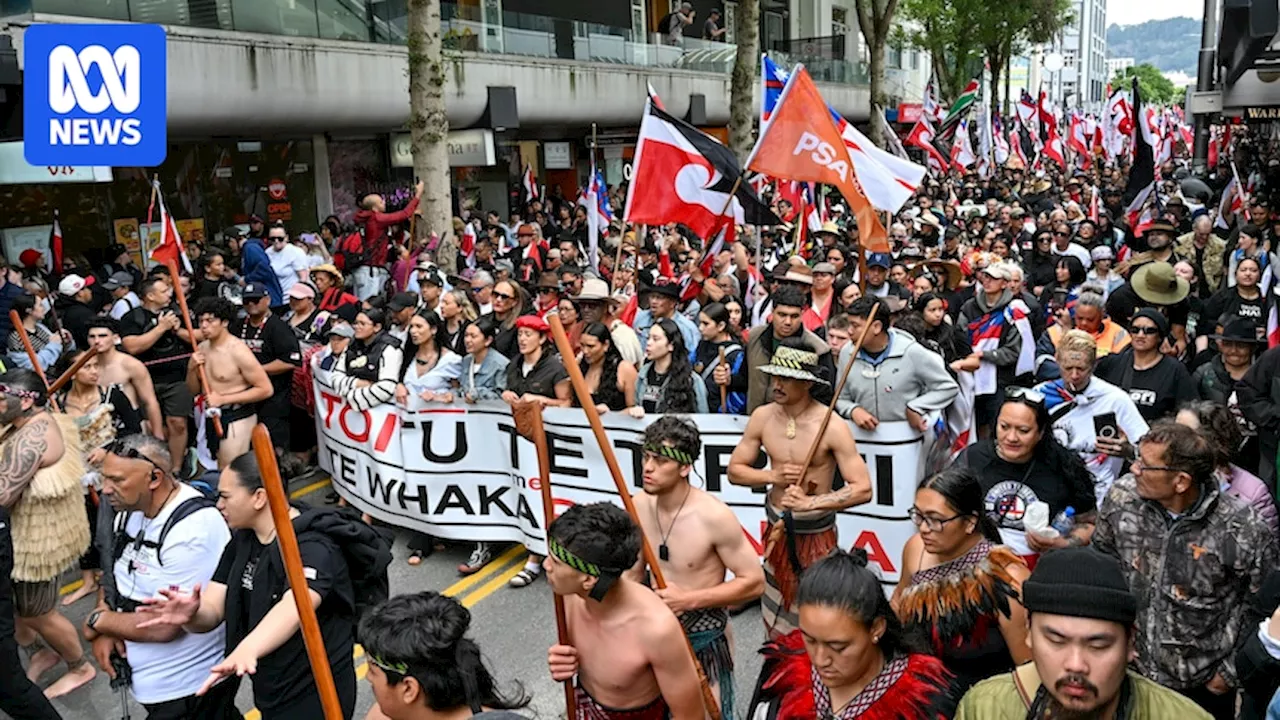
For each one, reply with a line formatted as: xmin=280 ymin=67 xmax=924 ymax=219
xmin=654 ymin=485 xmax=692 ymax=562
xmin=783 ymin=408 xmax=802 ymax=439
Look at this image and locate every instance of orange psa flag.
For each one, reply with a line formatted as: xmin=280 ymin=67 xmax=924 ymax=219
xmin=746 ymin=65 xmax=889 ymax=253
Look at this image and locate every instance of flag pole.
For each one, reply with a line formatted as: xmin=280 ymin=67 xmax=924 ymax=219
xmin=8 ymin=310 xmax=61 ymax=412
xmin=511 ymin=404 xmax=577 ymax=717
xmin=547 ymin=312 xmax=724 ymax=720
xmin=251 ymin=425 xmax=343 ymax=720
xmin=144 ymin=175 xmax=159 ymax=266
xmin=165 ymin=258 xmax=222 ymax=437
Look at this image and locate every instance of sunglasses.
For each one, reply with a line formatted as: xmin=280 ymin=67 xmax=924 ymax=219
xmin=492 ymin=291 xmax=515 ymax=301
xmin=104 ymin=438 xmax=166 ymax=475
xmin=1130 ymin=325 xmax=1161 ymax=336
xmin=1005 ymin=386 xmax=1046 ymax=405
xmin=1053 ymin=231 xmax=1070 ymax=237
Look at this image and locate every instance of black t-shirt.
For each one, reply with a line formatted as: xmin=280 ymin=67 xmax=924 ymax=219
xmin=1104 ymin=283 xmax=1190 ymax=329
xmin=118 ymin=305 xmax=190 ymax=385
xmin=959 ymin=440 xmax=1096 ymax=534
xmin=213 ymin=528 xmax=356 ymax=717
xmin=233 ymin=315 xmax=301 ymax=417
xmin=1201 ymin=288 xmax=1267 ymax=340
xmin=1096 ymin=351 xmax=1197 ymax=422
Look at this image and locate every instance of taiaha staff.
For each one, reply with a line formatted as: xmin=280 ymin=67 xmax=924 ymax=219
xmin=9 ymin=310 xmax=61 ymax=412
xmin=47 ymin=346 xmax=97 ymax=397
xmin=717 ymin=347 xmax=727 ymax=413
xmin=251 ymin=425 xmax=343 ymax=720
xmin=547 ymin=313 xmax=724 ymax=720
xmin=164 ymin=258 xmax=222 ymax=437
xmin=800 ymin=302 xmax=879 ymax=494
xmin=511 ymin=404 xmax=577 ymax=717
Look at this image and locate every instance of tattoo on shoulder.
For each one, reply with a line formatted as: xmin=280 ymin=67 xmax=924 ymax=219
xmin=0 ymin=420 xmax=51 ymax=506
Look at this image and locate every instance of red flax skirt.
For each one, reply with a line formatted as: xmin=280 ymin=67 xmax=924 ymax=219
xmin=761 ymin=504 xmax=838 ymax=639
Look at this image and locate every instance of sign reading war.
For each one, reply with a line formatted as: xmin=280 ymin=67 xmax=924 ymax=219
xmin=311 ymin=370 xmax=934 ymax=585
xmin=24 ymin=24 xmax=168 ymax=166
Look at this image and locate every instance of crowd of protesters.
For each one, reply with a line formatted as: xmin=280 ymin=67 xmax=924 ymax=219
xmin=1 ymin=126 xmax=1280 ymax=719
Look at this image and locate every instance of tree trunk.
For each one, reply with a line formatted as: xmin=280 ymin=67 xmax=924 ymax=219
xmin=988 ymin=47 xmax=1002 ymax=114
xmin=868 ymin=41 xmax=887 ymax=147
xmin=407 ymin=0 xmax=456 ymax=274
xmin=728 ymin=0 xmax=760 ymax=163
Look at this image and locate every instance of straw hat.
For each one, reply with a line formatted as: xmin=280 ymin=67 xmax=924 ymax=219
xmin=758 ymin=346 xmax=829 ymax=385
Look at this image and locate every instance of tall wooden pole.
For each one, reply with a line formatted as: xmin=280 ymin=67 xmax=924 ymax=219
xmin=165 ymin=258 xmax=222 ymax=437
xmin=251 ymin=426 xmax=343 ymax=719
xmin=8 ymin=310 xmax=60 ymax=412
xmin=547 ymin=313 xmax=723 ymax=720
xmin=512 ymin=404 xmax=577 ymax=717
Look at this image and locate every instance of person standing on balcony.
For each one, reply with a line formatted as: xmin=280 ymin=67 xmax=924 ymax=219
xmin=702 ymin=8 xmax=726 ymax=41
xmin=662 ymin=2 xmax=695 ymax=46
xmin=353 ymin=181 xmax=423 ymax=301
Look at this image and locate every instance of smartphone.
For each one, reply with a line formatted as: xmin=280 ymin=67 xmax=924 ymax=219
xmin=1094 ymin=412 xmax=1119 ymax=442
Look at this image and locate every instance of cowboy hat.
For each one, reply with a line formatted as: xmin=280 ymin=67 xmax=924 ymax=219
xmin=1210 ymin=317 xmax=1265 ymax=343
xmin=1029 ymin=178 xmax=1053 ymax=194
xmin=911 ymin=260 xmax=963 ymax=290
xmin=573 ymin=277 xmax=611 ymax=302
xmin=1131 ymin=261 xmax=1190 ymax=306
xmin=813 ymin=221 xmax=842 ymax=238
xmin=758 ymin=346 xmax=829 ymax=385
xmin=310 ymin=263 xmax=344 ymax=284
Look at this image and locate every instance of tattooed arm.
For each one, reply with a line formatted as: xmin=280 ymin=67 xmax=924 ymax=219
xmin=0 ymin=417 xmax=54 ymax=509
xmin=801 ymin=419 xmax=872 ymax=512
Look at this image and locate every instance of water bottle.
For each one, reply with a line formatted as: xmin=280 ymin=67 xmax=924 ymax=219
xmin=1050 ymin=506 xmax=1076 ymax=537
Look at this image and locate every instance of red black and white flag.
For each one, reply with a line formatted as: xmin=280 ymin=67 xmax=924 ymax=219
xmin=150 ymin=189 xmax=194 ymax=274
xmin=623 ymin=97 xmax=779 ymax=240
xmin=522 ymin=165 xmax=540 ymax=204
xmin=48 ymin=210 xmax=62 ymax=275
xmin=1123 ymin=77 xmax=1157 ymax=213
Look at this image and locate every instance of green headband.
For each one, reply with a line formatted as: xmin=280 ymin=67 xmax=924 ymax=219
xmin=548 ymin=534 xmax=625 ymax=601
xmin=368 ymin=652 xmax=410 ymax=676
xmin=644 ymin=443 xmax=695 ymax=466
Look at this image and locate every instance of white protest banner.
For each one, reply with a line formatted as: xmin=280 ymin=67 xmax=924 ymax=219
xmin=313 ymin=370 xmax=931 ymax=583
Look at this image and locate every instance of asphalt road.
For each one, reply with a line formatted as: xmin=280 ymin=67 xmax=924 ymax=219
xmin=31 ymin=476 xmax=769 ymax=720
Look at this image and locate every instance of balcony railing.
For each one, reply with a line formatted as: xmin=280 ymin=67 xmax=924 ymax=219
xmin=11 ymin=0 xmax=868 ymax=86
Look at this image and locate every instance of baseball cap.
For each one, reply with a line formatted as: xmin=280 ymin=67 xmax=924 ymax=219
xmin=326 ymin=322 xmax=355 ymax=339
xmin=813 ymin=262 xmax=837 ymax=275
xmin=866 ymin=253 xmax=892 ymax=269
xmin=57 ymin=274 xmax=94 ymax=297
xmin=287 ymin=281 xmax=318 ymax=300
xmin=242 ymin=282 xmax=269 ymax=300
xmin=388 ymin=292 xmax=418 ymax=312
xmin=101 ymin=271 xmax=134 ymax=291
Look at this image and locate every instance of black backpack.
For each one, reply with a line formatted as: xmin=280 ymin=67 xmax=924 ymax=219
xmin=657 ymin=11 xmax=675 ymax=34
xmin=112 ymin=484 xmax=219 ymax=567
xmin=279 ymin=504 xmax=393 ymax=633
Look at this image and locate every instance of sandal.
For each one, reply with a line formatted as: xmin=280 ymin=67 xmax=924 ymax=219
xmin=508 ymin=566 xmax=542 ymax=588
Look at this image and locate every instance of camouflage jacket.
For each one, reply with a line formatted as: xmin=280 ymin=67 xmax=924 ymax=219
xmin=1092 ymin=475 xmax=1278 ymax=691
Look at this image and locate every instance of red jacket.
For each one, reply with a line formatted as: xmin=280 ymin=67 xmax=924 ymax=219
xmin=354 ymin=196 xmax=419 ymax=267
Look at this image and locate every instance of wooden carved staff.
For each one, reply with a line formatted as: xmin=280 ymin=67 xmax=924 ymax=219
xmin=164 ymin=258 xmax=222 ymax=437
xmin=9 ymin=309 xmax=60 ymax=412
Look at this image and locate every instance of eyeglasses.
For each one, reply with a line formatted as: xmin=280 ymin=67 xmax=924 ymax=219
xmin=1132 ymin=459 xmax=1179 ymax=474
xmin=104 ymin=439 xmax=166 ymax=475
xmin=492 ymin=291 xmax=515 ymax=301
xmin=1053 ymin=231 xmax=1070 ymax=237
xmin=907 ymin=508 xmax=967 ymax=532
xmin=1129 ymin=325 xmax=1161 ymax=336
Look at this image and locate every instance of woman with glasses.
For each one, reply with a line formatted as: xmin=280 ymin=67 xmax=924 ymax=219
xmin=1096 ymin=309 xmax=1196 ymax=423
xmin=1176 ymin=401 xmax=1278 ymax=535
xmin=957 ymin=389 xmax=1096 ymax=567
xmin=439 ymin=288 xmax=477 ymax=356
xmin=556 ymin=298 xmax=583 ymax=358
xmin=893 ymin=468 xmax=1031 ymax=693
xmin=1024 ymin=230 xmax=1058 ymax=295
xmin=332 ymin=307 xmax=404 ymax=411
xmin=635 ymin=318 xmax=708 ymax=416
xmin=486 ymin=279 xmax=526 ymax=360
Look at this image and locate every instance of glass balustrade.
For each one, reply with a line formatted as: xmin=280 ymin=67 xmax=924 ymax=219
xmin=18 ymin=0 xmax=868 ymax=87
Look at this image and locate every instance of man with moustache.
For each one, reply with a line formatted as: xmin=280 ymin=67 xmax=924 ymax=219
xmin=628 ymin=416 xmax=763 ymax=718
xmin=956 ymin=547 xmax=1209 ymax=718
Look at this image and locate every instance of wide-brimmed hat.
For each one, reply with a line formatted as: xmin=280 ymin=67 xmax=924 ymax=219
xmin=536 ymin=271 xmax=561 ymax=291
xmin=912 ymin=260 xmax=963 ymax=290
xmin=1131 ymin=262 xmax=1189 ymax=306
xmin=573 ymin=277 xmax=611 ymax=302
xmin=1211 ymin=317 xmax=1265 ymax=343
xmin=311 ymin=263 xmax=343 ymax=284
xmin=758 ymin=346 xmax=829 ymax=385
xmin=1143 ymin=219 xmax=1177 ymax=236
xmin=813 ymin=221 xmax=842 ymax=238
xmin=646 ymin=278 xmax=682 ymax=299
xmin=1029 ymin=178 xmax=1053 ymax=194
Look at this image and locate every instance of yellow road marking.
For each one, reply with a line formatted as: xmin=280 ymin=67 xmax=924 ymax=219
xmin=440 ymin=543 xmax=527 ymax=597
xmin=461 ymin=560 xmax=529 ymax=608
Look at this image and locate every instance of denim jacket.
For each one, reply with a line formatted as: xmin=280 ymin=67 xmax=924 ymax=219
xmin=459 ymin=350 xmax=509 ymax=401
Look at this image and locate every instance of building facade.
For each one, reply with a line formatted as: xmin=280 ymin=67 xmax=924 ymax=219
xmin=0 ymin=0 xmax=877 ymax=264
xmin=1040 ymin=0 xmax=1108 ymax=111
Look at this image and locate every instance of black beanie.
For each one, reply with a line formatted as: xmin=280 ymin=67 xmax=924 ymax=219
xmin=1021 ymin=548 xmax=1137 ymax=627
xmin=1131 ymin=307 xmax=1170 ymax=339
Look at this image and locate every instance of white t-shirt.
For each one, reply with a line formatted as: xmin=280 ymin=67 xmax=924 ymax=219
xmin=1034 ymin=376 xmax=1149 ymax=506
xmin=266 ymin=243 xmax=310 ymax=296
xmin=1052 ymin=242 xmax=1093 ymax=270
xmin=109 ymin=292 xmax=141 ymax=320
xmin=113 ymin=484 xmax=231 ymax=704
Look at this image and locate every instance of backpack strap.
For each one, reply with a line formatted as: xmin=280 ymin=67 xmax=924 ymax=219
xmin=112 ymin=497 xmax=217 ymax=567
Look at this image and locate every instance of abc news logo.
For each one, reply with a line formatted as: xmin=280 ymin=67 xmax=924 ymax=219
xmin=24 ymin=24 xmax=167 ymax=166
xmin=48 ymin=45 xmax=143 ymax=147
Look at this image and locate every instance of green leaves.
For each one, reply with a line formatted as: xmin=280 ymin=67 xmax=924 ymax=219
xmin=1111 ymin=64 xmax=1183 ymax=106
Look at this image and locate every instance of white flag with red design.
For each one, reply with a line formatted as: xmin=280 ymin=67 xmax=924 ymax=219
xmin=150 ymin=194 xmax=193 ymax=274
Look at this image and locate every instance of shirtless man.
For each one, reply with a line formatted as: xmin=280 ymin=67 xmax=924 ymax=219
xmin=0 ymin=369 xmax=96 ymax=707
xmin=629 ymin=416 xmax=763 ymax=718
xmin=187 ymin=297 xmax=272 ymax=468
xmin=85 ymin=317 xmax=164 ymax=439
xmin=727 ymin=340 xmax=871 ymax=638
xmin=546 ymin=502 xmax=703 ymax=719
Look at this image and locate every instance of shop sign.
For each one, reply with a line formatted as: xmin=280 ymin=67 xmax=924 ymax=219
xmin=213 ymin=167 xmax=233 ymax=179
xmin=544 ymin=141 xmax=573 ymax=169
xmin=897 ymin=103 xmax=923 ymax=124
xmin=0 ymin=142 xmax=112 ymax=185
xmin=391 ymin=129 xmax=497 ymax=168
xmin=268 ymin=178 xmax=288 ymax=201
xmin=1243 ymin=106 xmax=1280 ymax=121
